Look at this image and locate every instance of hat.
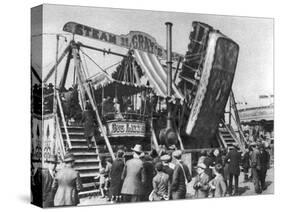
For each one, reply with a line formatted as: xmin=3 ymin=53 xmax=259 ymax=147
xmin=250 ymin=142 xmax=257 ymax=147
xmin=64 ymin=153 xmax=75 ymax=163
xmin=45 ymin=155 xmax=58 ymax=164
xmin=160 ymin=154 xmax=171 ymax=162
xmin=172 ymin=150 xmax=182 ymax=159
xmin=214 ymin=163 xmax=223 ymax=171
xmin=196 ymin=163 xmax=206 ymax=170
xmin=131 ymin=144 xmax=143 ymax=154
xmin=155 ymin=162 xmax=163 ymax=171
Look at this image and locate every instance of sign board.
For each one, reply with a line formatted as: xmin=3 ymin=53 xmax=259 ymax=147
xmin=107 ymin=120 xmax=146 ymax=137
xmin=63 ymin=22 xmax=183 ymax=60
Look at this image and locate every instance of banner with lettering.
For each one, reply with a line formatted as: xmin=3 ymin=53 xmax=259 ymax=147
xmin=107 ymin=121 xmax=146 ymax=137
xmin=63 ymin=22 xmax=183 ymax=60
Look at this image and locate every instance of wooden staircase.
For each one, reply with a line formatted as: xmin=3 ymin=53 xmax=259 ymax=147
xmin=61 ymin=125 xmax=101 ymax=197
xmin=218 ymin=127 xmax=237 ymax=149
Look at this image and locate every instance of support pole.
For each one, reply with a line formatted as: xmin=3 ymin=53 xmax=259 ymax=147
xmin=43 ymin=44 xmax=71 ymax=83
xmin=52 ymin=35 xmax=60 ymax=148
xmin=72 ymin=43 xmax=115 ymax=160
xmin=166 ymin=22 xmax=173 ymax=129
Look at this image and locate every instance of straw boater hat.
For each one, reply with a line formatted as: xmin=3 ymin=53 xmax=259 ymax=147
xmin=160 ymin=154 xmax=171 ymax=162
xmin=64 ymin=153 xmax=75 ymax=163
xmin=131 ymin=144 xmax=143 ymax=154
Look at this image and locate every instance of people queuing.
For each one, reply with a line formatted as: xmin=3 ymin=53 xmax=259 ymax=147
xmin=31 ymin=141 xmax=271 ymax=207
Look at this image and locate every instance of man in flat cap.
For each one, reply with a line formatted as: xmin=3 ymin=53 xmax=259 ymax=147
xmin=171 ymin=150 xmax=192 ymax=199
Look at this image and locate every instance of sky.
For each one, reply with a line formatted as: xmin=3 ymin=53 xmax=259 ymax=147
xmin=31 ymin=4 xmax=274 ymax=108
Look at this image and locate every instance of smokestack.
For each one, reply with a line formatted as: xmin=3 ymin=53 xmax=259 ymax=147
xmin=165 ymin=22 xmax=173 ymax=129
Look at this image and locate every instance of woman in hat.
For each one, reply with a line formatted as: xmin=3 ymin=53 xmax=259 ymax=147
xmin=193 ymin=163 xmax=210 ymax=198
xmin=109 ymin=150 xmax=125 ymax=203
xmin=52 ymin=153 xmax=82 ymax=206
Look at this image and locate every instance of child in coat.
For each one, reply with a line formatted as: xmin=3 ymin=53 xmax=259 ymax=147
xmin=209 ymin=164 xmax=227 ymax=197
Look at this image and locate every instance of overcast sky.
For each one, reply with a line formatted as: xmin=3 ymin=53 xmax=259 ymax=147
xmin=31 ymin=4 xmax=274 ymax=108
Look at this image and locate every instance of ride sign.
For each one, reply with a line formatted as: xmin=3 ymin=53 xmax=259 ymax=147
xmin=107 ymin=120 xmax=146 ymax=137
xmin=63 ymin=22 xmax=182 ymax=60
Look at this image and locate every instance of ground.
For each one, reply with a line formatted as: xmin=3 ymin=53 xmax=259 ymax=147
xmin=79 ymin=165 xmax=274 ymax=206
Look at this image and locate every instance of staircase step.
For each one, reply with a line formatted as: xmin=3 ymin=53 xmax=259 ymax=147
xmin=82 ymin=182 xmax=99 ymax=189
xmin=75 ymin=166 xmax=100 ymax=171
xmin=75 ymin=159 xmax=100 ymax=163
xmin=62 ymin=132 xmax=84 ymax=136
xmin=79 ymin=189 xmax=100 ymax=197
xmin=73 ymin=152 xmax=98 ymax=156
xmin=80 ymin=172 xmax=99 ymax=178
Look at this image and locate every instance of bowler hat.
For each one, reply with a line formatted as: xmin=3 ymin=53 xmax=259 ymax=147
xmin=131 ymin=144 xmax=143 ymax=154
xmin=64 ymin=153 xmax=75 ymax=163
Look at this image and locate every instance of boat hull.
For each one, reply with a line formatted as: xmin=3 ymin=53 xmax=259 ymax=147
xmin=186 ymin=32 xmax=239 ymax=147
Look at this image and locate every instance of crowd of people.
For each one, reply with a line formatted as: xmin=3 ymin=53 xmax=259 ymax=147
xmin=98 ymin=141 xmax=272 ymax=203
xmin=31 ymin=140 xmax=272 ymax=207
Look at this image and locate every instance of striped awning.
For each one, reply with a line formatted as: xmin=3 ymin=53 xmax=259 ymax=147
xmin=134 ymin=49 xmax=184 ymax=101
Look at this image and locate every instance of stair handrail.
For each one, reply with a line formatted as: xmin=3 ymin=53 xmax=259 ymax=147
xmin=56 ymin=91 xmax=72 ymax=149
xmin=55 ymin=114 xmax=66 ymax=159
xmin=229 ymin=90 xmax=248 ymax=149
xmin=221 ymin=119 xmax=245 ymax=153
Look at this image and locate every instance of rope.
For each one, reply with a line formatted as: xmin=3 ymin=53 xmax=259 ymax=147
xmin=80 ymin=48 xmax=109 ymax=76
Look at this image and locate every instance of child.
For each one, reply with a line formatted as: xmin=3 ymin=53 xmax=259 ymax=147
xmin=209 ymin=164 xmax=227 ymax=197
xmin=95 ymin=168 xmax=106 ymax=198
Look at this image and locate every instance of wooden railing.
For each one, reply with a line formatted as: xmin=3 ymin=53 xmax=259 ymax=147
xmin=56 ymin=91 xmax=72 ymax=150
xmin=55 ymin=114 xmax=66 ymax=159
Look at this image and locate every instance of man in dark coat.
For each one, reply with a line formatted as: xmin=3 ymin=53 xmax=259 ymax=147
xmin=225 ymin=144 xmax=241 ymax=195
xmin=33 ymin=155 xmax=58 ymax=207
xmin=171 ymin=150 xmax=192 ymax=199
xmin=110 ymin=150 xmax=125 ymax=203
xmin=141 ymin=154 xmax=155 ymax=201
xmin=258 ymin=144 xmax=270 ymax=191
xmin=121 ymin=144 xmax=145 ymax=202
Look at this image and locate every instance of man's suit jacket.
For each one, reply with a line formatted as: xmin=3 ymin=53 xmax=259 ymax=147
xmin=121 ymin=158 xmax=145 ymax=195
xmin=171 ymin=161 xmax=191 ymax=193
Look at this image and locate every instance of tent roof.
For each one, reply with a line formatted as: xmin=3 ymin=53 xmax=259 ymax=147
xmin=89 ymin=72 xmax=150 ymax=98
xmin=133 ymin=49 xmax=184 ymax=102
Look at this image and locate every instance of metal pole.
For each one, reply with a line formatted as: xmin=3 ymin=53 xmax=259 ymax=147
xmin=166 ymin=22 xmax=173 ymax=129
xmin=53 ymin=35 xmax=59 ymax=149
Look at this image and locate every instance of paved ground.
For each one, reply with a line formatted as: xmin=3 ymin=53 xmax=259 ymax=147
xmin=79 ymin=165 xmax=274 ymax=206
